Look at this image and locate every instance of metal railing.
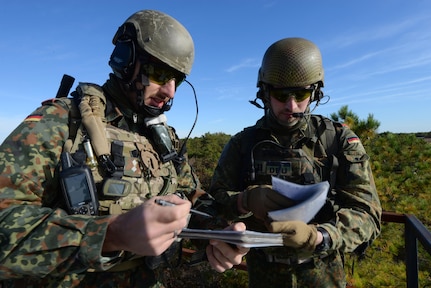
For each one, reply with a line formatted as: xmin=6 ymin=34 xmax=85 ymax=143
xmin=382 ymin=211 xmax=431 ymax=288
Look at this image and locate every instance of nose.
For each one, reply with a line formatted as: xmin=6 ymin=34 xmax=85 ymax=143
xmin=159 ymin=79 xmax=176 ymax=99
xmin=284 ymin=96 xmax=298 ymax=110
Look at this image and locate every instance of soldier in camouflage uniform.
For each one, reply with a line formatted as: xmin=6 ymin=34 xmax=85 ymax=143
xmin=209 ymin=38 xmax=382 ymax=287
xmin=0 ymin=10 xmax=248 ymax=287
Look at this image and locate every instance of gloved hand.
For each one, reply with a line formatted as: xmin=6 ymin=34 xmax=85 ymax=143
xmin=241 ymin=185 xmax=295 ymax=220
xmin=268 ymin=220 xmax=318 ymax=251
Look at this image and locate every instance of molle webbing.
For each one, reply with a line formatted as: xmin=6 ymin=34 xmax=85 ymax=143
xmin=241 ymin=115 xmax=341 ymax=188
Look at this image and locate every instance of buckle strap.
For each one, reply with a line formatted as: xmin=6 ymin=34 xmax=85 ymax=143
xmin=264 ymin=253 xmax=313 ymax=265
xmin=262 ymin=250 xmax=332 ymax=265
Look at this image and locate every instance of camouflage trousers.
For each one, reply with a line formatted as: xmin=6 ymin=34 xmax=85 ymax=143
xmin=246 ymin=249 xmax=346 ymax=288
xmin=0 ymin=268 xmax=161 ymax=288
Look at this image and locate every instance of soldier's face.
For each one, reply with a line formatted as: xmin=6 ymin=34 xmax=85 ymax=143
xmin=130 ymin=61 xmax=176 ymax=109
xmin=142 ymin=80 xmax=175 ymax=109
xmin=269 ymin=92 xmax=310 ymax=126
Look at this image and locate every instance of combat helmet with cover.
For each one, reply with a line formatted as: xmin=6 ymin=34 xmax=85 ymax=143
xmin=109 ymin=9 xmax=195 ymax=82
xmin=257 ymin=37 xmax=324 ymax=103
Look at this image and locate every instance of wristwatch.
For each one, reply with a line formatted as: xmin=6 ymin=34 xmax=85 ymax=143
xmin=315 ymin=227 xmax=331 ymax=253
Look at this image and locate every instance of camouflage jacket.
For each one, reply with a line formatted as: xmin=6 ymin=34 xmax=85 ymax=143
xmin=209 ymin=114 xmax=382 ymax=254
xmin=0 ymin=82 xmax=200 ymax=287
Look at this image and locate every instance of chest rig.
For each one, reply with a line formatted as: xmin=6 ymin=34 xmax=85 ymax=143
xmin=62 ymin=83 xmax=180 ymax=215
xmin=244 ymin=116 xmax=340 ymax=188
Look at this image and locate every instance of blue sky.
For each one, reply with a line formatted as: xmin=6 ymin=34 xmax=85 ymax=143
xmin=1 ymin=1 xmax=431 ymax=143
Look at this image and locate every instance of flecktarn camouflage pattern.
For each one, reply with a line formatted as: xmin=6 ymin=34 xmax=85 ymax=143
xmin=209 ymin=114 xmax=382 ymax=288
xmin=0 ymin=89 xmax=199 ymax=287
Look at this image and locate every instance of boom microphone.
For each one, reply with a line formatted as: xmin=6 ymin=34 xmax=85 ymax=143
xmin=292 ymin=112 xmax=305 ymax=117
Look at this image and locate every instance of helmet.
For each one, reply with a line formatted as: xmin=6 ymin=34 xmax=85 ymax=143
xmin=257 ymin=37 xmax=324 ymax=88
xmin=110 ymin=10 xmax=194 ymax=81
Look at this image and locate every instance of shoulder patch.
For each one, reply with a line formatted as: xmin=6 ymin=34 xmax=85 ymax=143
xmin=24 ymin=114 xmax=43 ymax=122
xmin=347 ymin=136 xmax=360 ymax=144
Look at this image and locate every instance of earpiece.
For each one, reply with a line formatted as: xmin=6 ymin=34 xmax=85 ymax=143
xmin=109 ymin=39 xmax=136 ymax=81
xmin=109 ymin=23 xmax=138 ymax=82
xmin=250 ymin=83 xmax=269 ymax=109
xmin=312 ymin=90 xmax=324 ymax=102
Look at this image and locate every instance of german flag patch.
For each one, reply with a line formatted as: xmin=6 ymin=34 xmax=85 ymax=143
xmin=347 ymin=136 xmax=360 ymax=144
xmin=24 ymin=114 xmax=43 ymax=122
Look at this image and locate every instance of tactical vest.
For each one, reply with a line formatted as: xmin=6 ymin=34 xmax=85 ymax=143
xmin=241 ymin=115 xmax=341 ymax=189
xmin=240 ymin=116 xmax=343 ymax=259
xmin=61 ymin=83 xmax=180 ymax=215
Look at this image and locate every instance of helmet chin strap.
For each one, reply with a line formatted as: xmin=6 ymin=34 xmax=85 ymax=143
xmin=134 ymin=74 xmax=149 ymax=106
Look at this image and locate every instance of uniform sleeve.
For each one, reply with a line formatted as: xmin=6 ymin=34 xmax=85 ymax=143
xmin=208 ymin=133 xmax=244 ymax=219
xmin=0 ymin=99 xmax=115 ymax=280
xmin=169 ymin=127 xmax=202 ymax=202
xmin=176 ymin=153 xmax=202 ymax=201
xmin=322 ymin=126 xmax=382 ymax=253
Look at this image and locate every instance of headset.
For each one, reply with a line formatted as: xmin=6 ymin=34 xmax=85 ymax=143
xmin=108 ymin=24 xmax=174 ymax=114
xmin=109 ymin=24 xmax=139 ymax=83
xmin=109 ymin=39 xmax=135 ymax=82
xmin=109 ymin=39 xmax=136 ymax=82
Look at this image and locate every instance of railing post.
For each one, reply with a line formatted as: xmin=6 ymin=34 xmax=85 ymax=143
xmin=405 ymin=218 xmax=418 ymax=288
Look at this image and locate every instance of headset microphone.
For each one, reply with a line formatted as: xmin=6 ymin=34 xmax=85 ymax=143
xmin=292 ymin=112 xmax=305 ymax=118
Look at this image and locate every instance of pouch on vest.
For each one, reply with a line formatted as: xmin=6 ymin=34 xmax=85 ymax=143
xmin=250 ymin=140 xmax=321 ymax=185
xmin=145 ymin=114 xmax=177 ymax=163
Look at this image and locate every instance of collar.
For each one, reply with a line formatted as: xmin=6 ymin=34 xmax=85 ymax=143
xmin=103 ymin=75 xmax=148 ymax=131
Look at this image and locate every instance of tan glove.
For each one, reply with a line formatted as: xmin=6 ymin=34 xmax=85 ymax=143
xmin=241 ymin=185 xmax=295 ymax=220
xmin=268 ymin=221 xmax=318 ymax=251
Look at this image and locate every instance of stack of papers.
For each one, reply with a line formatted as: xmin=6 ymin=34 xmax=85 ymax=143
xmin=179 ymin=228 xmax=284 ymax=248
xmin=178 ymin=178 xmax=330 ymax=248
xmin=268 ymin=176 xmax=330 ymax=223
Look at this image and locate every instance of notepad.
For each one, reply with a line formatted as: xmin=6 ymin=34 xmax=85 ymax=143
xmin=179 ymin=228 xmax=284 ymax=248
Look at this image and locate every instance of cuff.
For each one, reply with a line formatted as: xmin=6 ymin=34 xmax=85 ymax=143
xmin=78 ymin=216 xmax=124 ymax=271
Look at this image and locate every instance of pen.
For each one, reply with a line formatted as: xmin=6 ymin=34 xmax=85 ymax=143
xmin=155 ymin=199 xmax=213 ymax=218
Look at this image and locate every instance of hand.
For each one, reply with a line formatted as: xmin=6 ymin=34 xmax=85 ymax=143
xmin=206 ymin=222 xmax=250 ymax=272
xmin=241 ymin=185 xmax=295 ymax=220
xmin=268 ymin=220 xmax=318 ymax=252
xmin=103 ymin=194 xmax=191 ymax=256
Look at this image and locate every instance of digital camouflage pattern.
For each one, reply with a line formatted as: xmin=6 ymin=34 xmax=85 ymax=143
xmin=0 ymin=81 xmax=200 ymax=287
xmin=209 ymin=113 xmax=382 ymax=287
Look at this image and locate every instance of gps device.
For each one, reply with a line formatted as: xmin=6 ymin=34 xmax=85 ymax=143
xmin=59 ymin=152 xmax=99 ymax=215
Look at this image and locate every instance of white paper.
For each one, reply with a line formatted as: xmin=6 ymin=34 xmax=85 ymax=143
xmin=268 ymin=176 xmax=330 ymax=223
xmin=179 ymin=228 xmax=284 ymax=248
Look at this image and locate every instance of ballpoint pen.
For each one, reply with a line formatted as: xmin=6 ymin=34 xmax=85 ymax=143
xmin=155 ymin=198 xmax=213 ymax=218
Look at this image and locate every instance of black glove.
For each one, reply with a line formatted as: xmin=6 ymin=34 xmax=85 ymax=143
xmin=241 ymin=185 xmax=295 ymax=220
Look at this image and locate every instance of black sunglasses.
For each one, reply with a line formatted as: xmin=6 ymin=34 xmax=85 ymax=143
xmin=270 ymin=87 xmax=315 ymax=103
xmin=141 ymin=62 xmax=186 ymax=88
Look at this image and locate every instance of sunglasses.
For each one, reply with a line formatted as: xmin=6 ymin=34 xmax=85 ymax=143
xmin=270 ymin=87 xmax=315 ymax=103
xmin=141 ymin=62 xmax=186 ymax=88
